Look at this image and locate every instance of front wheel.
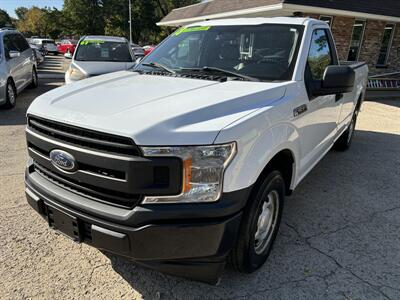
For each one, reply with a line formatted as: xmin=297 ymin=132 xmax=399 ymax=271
xmin=2 ymin=80 xmax=16 ymax=109
xmin=229 ymin=170 xmax=284 ymax=273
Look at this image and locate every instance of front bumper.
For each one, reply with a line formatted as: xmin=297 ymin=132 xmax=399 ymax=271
xmin=25 ymin=165 xmax=250 ymax=283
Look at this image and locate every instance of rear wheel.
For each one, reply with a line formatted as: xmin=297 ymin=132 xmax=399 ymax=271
xmin=334 ymin=109 xmax=359 ymax=151
xmin=28 ymin=67 xmax=38 ymax=88
xmin=229 ymin=170 xmax=284 ymax=273
xmin=2 ymin=80 xmax=16 ymax=109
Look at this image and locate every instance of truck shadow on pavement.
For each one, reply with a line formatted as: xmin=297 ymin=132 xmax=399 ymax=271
xmin=106 ymin=129 xmax=400 ymax=299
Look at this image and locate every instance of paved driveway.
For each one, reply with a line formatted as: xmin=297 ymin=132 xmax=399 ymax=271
xmin=0 ymin=83 xmax=399 ymax=299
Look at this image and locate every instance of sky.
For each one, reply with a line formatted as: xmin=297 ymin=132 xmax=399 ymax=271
xmin=0 ymin=0 xmax=64 ymax=17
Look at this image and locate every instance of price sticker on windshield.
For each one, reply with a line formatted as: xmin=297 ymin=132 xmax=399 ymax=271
xmin=174 ymin=26 xmax=211 ymax=36
xmin=80 ymin=40 xmax=105 ymax=45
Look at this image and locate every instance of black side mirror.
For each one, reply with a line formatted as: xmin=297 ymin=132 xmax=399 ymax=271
xmin=315 ymin=65 xmax=355 ymax=96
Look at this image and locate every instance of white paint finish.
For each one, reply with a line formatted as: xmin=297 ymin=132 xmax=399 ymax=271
xmin=28 ymin=71 xmax=287 ymax=146
xmin=28 ymin=19 xmax=369 ymax=195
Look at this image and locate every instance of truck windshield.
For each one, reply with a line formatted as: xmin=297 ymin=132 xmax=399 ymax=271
xmin=75 ymin=41 xmax=133 ymax=62
xmin=136 ymin=24 xmax=304 ymax=81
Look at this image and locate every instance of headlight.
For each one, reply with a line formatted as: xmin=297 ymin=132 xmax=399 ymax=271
xmin=141 ymin=142 xmax=236 ymax=204
xmin=67 ymin=65 xmax=86 ymax=81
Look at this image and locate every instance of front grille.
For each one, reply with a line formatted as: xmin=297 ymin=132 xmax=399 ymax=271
xmin=26 ymin=115 xmax=182 ymax=209
xmin=28 ymin=116 xmax=141 ymax=156
xmin=34 ymin=162 xmax=141 ymax=208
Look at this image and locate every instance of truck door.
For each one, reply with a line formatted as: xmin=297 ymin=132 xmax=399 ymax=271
xmin=296 ymin=28 xmax=341 ymax=174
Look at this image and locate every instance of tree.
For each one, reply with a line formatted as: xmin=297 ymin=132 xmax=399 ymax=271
xmin=63 ymin=0 xmax=104 ymax=35
xmin=15 ymin=7 xmax=28 ymax=20
xmin=0 ymin=9 xmax=12 ymax=27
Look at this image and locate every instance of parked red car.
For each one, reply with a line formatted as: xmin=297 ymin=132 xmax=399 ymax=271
xmin=143 ymin=45 xmax=155 ymax=56
xmin=57 ymin=39 xmax=78 ymax=54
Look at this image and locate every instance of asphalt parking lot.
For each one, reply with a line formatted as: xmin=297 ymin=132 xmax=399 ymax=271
xmin=0 ymin=60 xmax=399 ymax=299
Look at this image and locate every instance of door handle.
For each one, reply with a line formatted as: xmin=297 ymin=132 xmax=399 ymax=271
xmin=335 ymin=93 xmax=343 ymax=102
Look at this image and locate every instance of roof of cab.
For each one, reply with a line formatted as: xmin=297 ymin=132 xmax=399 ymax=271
xmin=83 ymin=35 xmax=127 ymax=42
xmin=186 ymin=17 xmax=326 ymax=27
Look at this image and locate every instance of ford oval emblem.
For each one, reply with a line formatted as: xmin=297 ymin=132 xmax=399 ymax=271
xmin=49 ymin=149 xmax=77 ymax=172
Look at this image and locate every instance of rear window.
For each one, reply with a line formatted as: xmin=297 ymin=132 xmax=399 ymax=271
xmin=42 ymin=40 xmax=55 ymax=45
xmin=75 ymin=40 xmax=133 ymax=62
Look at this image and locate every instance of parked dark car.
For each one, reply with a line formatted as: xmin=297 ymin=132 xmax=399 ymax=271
xmin=130 ymin=43 xmax=145 ymax=59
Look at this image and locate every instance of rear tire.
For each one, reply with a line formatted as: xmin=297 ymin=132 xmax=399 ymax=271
xmin=229 ymin=170 xmax=284 ymax=273
xmin=333 ymin=109 xmax=359 ymax=151
xmin=2 ymin=80 xmax=16 ymax=109
xmin=28 ymin=67 xmax=38 ymax=88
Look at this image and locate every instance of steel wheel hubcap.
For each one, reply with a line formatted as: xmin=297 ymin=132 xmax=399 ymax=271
xmin=8 ymin=85 xmax=15 ymax=104
xmin=254 ymin=190 xmax=279 ymax=254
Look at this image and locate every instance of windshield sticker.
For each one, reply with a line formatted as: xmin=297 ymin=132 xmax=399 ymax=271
xmin=80 ymin=40 xmax=105 ymax=45
xmin=174 ymin=26 xmax=211 ymax=36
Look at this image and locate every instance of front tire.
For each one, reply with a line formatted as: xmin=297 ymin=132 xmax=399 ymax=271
xmin=2 ymin=80 xmax=16 ymax=109
xmin=229 ymin=170 xmax=284 ymax=273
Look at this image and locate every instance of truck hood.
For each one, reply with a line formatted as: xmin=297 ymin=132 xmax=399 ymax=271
xmin=28 ymin=71 xmax=287 ymax=145
xmin=73 ymin=61 xmax=135 ymax=76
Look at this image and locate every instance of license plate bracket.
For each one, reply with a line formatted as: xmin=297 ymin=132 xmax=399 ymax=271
xmin=47 ymin=206 xmax=81 ymax=242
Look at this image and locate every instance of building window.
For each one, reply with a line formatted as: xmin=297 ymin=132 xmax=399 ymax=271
xmin=319 ymin=15 xmax=333 ymax=27
xmin=377 ymin=24 xmax=395 ymax=66
xmin=347 ymin=19 xmax=366 ymax=61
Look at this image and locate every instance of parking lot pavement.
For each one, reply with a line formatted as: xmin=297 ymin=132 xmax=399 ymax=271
xmin=37 ymin=54 xmax=70 ymax=79
xmin=0 ymin=83 xmax=399 ymax=299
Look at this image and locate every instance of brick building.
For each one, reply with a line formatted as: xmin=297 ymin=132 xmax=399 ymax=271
xmin=158 ymin=0 xmax=400 ymax=75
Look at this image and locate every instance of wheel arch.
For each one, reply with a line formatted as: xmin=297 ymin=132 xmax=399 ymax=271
xmin=253 ymin=148 xmax=296 ymax=196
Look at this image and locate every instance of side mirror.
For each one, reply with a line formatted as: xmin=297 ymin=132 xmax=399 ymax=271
xmin=64 ymin=52 xmax=72 ymax=59
xmin=316 ymin=65 xmax=355 ymax=95
xmin=9 ymin=50 xmax=20 ymax=58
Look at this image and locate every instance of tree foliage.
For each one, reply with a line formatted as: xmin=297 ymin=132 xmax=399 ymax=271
xmin=0 ymin=9 xmax=12 ymax=27
xmin=14 ymin=0 xmax=199 ymax=43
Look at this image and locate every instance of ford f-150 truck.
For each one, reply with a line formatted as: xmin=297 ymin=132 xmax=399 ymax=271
xmin=25 ymin=18 xmax=368 ymax=284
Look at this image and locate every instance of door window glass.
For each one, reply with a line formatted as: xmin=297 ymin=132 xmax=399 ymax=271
xmin=307 ymin=29 xmax=332 ymax=80
xmin=14 ymin=34 xmax=30 ymax=52
xmin=3 ymin=35 xmax=18 ymax=58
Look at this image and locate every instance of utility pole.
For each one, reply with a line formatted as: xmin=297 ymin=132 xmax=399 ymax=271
xmin=128 ymin=0 xmax=132 ymax=44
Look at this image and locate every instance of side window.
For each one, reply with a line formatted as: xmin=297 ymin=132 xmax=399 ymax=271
xmin=3 ymin=35 xmax=18 ymax=58
xmin=14 ymin=34 xmax=30 ymax=52
xmin=307 ymin=29 xmax=332 ymax=80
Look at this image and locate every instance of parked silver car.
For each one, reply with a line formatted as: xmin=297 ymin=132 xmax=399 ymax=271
xmin=0 ymin=29 xmax=38 ymax=109
xmin=31 ymin=38 xmax=58 ymax=55
xmin=29 ymin=43 xmax=45 ymax=64
xmin=65 ymin=36 xmax=135 ymax=84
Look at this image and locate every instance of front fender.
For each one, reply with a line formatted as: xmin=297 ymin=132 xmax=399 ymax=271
xmin=215 ymin=103 xmax=301 ymax=193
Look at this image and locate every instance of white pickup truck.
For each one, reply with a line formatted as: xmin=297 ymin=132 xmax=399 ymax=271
xmin=25 ymin=17 xmax=368 ymax=284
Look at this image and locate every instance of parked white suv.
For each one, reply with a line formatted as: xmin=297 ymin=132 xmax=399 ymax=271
xmin=25 ymin=18 xmax=368 ymax=283
xmin=0 ymin=29 xmax=38 ymax=109
xmin=65 ymin=36 xmax=135 ymax=84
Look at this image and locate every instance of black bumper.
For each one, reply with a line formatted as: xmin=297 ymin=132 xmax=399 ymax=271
xmin=25 ymin=166 xmax=250 ymax=284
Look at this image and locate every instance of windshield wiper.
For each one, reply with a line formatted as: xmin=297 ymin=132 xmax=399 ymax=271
xmin=142 ymin=62 xmax=176 ymax=74
xmin=180 ymin=66 xmax=259 ymax=82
